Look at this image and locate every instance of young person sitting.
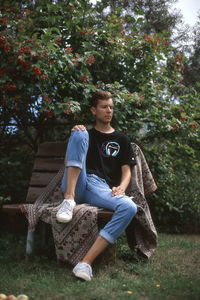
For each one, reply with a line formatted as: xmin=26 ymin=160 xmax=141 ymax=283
xmin=56 ymin=91 xmax=137 ymax=281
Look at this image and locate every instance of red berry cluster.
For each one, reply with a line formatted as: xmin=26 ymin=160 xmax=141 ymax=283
xmin=65 ymin=47 xmax=73 ymax=54
xmin=0 ymin=36 xmax=12 ymax=52
xmin=18 ymin=46 xmax=31 ymax=55
xmin=80 ymin=75 xmax=89 ymax=82
xmin=85 ymin=55 xmax=95 ymax=65
xmin=17 ymin=59 xmax=30 ymax=69
xmin=32 ymin=66 xmax=43 ymax=76
xmin=0 ymin=67 xmax=11 ymax=77
xmin=3 ymin=84 xmax=17 ymax=91
xmin=189 ymin=123 xmax=198 ymax=130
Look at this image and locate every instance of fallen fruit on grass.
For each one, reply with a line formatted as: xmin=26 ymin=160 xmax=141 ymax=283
xmin=0 ymin=294 xmax=7 ymax=300
xmin=17 ymin=295 xmax=29 ymax=300
xmin=6 ymin=296 xmax=17 ymax=300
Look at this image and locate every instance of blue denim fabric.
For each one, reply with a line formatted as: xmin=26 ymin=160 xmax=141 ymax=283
xmin=61 ymin=130 xmax=137 ymax=244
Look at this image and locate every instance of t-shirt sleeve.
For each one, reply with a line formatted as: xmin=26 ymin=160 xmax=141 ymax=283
xmin=120 ymin=136 xmax=137 ymax=167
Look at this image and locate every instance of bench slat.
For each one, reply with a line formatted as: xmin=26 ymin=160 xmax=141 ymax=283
xmin=26 ymin=187 xmax=46 ymax=203
xmin=33 ymin=158 xmax=64 ymax=172
xmin=1 ymin=204 xmax=24 ymax=214
xmin=2 ymin=204 xmax=113 ymax=221
xmin=29 ymin=172 xmax=58 ymax=186
xmin=36 ymin=142 xmax=66 ymax=157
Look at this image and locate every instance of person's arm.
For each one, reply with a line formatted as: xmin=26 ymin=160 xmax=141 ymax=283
xmin=112 ymin=164 xmax=131 ymax=196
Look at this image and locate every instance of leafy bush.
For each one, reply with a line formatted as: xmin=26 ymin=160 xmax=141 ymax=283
xmin=0 ymin=133 xmax=34 ymax=203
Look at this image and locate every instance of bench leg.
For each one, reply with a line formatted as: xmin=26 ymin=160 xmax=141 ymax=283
xmin=26 ymin=230 xmax=35 ymax=257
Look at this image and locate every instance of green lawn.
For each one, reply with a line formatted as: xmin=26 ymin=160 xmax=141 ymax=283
xmin=0 ymin=233 xmax=199 ymax=300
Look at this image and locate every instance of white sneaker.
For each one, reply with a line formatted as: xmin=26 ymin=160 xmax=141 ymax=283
xmin=72 ymin=262 xmax=93 ymax=281
xmin=56 ymin=199 xmax=75 ymax=223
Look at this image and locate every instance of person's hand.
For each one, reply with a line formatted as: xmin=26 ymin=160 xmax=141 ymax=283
xmin=71 ymin=124 xmax=86 ymax=131
xmin=112 ymin=186 xmax=125 ymax=196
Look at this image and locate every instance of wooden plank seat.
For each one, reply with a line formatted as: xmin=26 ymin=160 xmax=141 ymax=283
xmin=2 ymin=141 xmax=114 ymax=256
xmin=1 ymin=203 xmax=113 ymax=221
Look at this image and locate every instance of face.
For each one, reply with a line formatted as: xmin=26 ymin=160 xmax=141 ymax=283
xmin=91 ymin=98 xmax=114 ymax=124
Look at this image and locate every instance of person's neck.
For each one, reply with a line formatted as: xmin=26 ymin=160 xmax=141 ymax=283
xmin=94 ymin=123 xmax=115 ymax=134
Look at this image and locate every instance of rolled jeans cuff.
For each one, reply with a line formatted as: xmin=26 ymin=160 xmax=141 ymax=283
xmin=66 ymin=160 xmax=83 ymax=169
xmin=99 ymin=229 xmax=115 ymax=244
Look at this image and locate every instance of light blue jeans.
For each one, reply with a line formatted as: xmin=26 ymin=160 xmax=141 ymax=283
xmin=61 ymin=130 xmax=137 ymax=244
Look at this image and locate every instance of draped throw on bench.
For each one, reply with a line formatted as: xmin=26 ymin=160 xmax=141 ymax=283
xmin=23 ymin=143 xmax=157 ymax=265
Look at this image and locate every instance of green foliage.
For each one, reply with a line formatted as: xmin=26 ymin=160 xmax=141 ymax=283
xmin=0 ymin=0 xmax=177 ymax=137
xmin=184 ymin=14 xmax=200 ymax=91
xmin=0 ymin=0 xmax=199 ymax=232
xmin=100 ymin=0 xmax=183 ymax=35
xmin=0 ymin=132 xmax=34 ymax=202
xmin=0 ymin=196 xmax=11 ymax=205
xmin=146 ymin=138 xmax=200 ymax=233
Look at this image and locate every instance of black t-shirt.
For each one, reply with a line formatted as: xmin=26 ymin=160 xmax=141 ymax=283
xmin=86 ymin=128 xmax=136 ymax=188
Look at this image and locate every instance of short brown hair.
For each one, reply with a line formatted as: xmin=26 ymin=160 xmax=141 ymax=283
xmin=90 ymin=91 xmax=112 ymax=107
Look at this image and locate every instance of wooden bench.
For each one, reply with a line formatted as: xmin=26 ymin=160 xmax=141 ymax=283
xmin=2 ymin=141 xmax=113 ymax=256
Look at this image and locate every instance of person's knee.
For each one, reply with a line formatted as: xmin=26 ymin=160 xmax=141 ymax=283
xmin=118 ymin=197 xmax=137 ymax=218
xmin=70 ymin=130 xmax=89 ymax=150
xmin=71 ymin=129 xmax=89 ymax=141
xmin=128 ymin=201 xmax=137 ymax=218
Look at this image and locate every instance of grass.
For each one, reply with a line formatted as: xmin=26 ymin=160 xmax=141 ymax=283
xmin=0 ymin=232 xmax=199 ymax=300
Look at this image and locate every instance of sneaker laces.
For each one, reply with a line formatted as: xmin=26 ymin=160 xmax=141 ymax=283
xmin=58 ymin=200 xmax=74 ymax=214
xmin=77 ymin=262 xmax=93 ymax=277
